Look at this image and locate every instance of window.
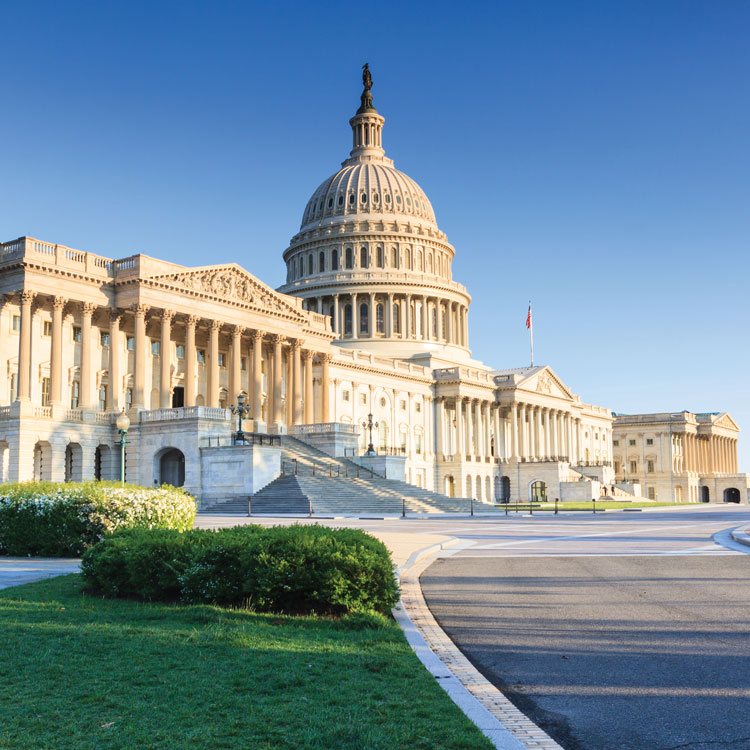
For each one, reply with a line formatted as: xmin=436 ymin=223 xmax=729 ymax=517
xmin=100 ymin=332 xmax=110 ymax=347
xmin=359 ymin=303 xmax=369 ymax=335
xmin=647 ymin=486 xmax=656 ymax=500
xmin=349 ymin=193 xmax=355 ymax=205
xmin=400 ymin=429 xmax=408 ymax=451
xmin=614 ymin=460 xmax=620 ymax=474
xmin=41 ymin=377 xmax=50 ymax=407
xmin=391 ymin=247 xmax=398 ymax=268
xmin=400 ymin=400 xmax=406 ymax=410
xmin=176 ymin=345 xmax=185 ymax=360
xmin=98 ymin=385 xmax=107 ymax=412
xmin=197 ymin=349 xmax=206 ymax=364
xmin=71 ymin=381 xmax=80 ymax=408
xmin=376 ymin=303 xmax=384 ymax=334
xmin=629 ymin=439 xmax=636 ymax=446
xmin=376 ymin=247 xmax=384 ymax=268
xmin=415 ymin=402 xmax=421 ymax=413
xmin=218 ymin=353 xmax=226 ymax=368
xmin=646 ymin=438 xmax=653 ymax=446
xmin=42 ymin=320 xmax=52 ymax=337
xmin=392 ymin=304 xmax=400 ymax=334
xmin=308 ymin=254 xmax=313 ymax=275
xmin=125 ymin=388 xmax=133 ymax=409
xmin=613 ymin=440 xmax=619 ymax=446
xmin=9 ymin=373 xmax=17 ymax=403
xmin=72 ymin=326 xmax=82 ymax=342
xmin=241 ymin=357 xmax=247 ymax=371
xmin=344 ymin=305 xmax=352 ymax=335
xmin=343 ymin=390 xmax=350 ymax=402
xmin=360 ymin=247 xmax=368 ymax=268
xmin=319 ymin=251 xmax=325 ymax=272
xmin=360 ymin=393 xmax=367 ymax=405
xmin=126 ymin=336 xmax=135 ymax=351
xmin=151 ymin=340 xmax=160 ymax=356
xmin=345 ymin=247 xmax=353 ymax=269
xmin=647 ymin=460 xmax=655 ymax=473
xmin=11 ymin=315 xmax=20 ymax=333
xmin=379 ymin=397 xmax=386 ymax=408
xmin=332 ymin=249 xmax=339 ymax=270
xmin=415 ymin=433 xmax=423 ymax=455
xmin=630 ymin=460 xmax=637 ymax=473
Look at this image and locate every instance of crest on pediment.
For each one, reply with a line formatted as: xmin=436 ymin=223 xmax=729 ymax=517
xmin=520 ymin=366 xmax=574 ymax=400
xmin=536 ymin=371 xmax=553 ymax=394
xmin=147 ymin=265 xmax=304 ymax=320
xmin=715 ymin=413 xmax=740 ymax=431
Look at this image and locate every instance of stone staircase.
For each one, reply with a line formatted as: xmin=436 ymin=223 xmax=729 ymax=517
xmin=201 ymin=435 xmax=501 ymax=516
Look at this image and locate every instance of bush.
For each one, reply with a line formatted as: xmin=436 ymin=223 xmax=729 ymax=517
xmin=82 ymin=524 xmax=400 ymax=615
xmin=0 ymin=481 xmax=197 ymax=557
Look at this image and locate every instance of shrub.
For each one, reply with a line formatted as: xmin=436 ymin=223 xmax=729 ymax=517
xmin=0 ymin=481 xmax=197 ymax=557
xmin=82 ymin=524 xmax=400 ymax=616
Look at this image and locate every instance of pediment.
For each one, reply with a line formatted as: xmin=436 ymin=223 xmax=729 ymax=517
xmin=144 ymin=264 xmax=305 ymax=321
xmin=519 ymin=367 xmax=574 ymax=400
xmin=715 ymin=413 xmax=740 ymax=431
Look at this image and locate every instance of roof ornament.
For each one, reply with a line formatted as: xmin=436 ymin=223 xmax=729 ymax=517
xmin=358 ymin=62 xmax=375 ymax=113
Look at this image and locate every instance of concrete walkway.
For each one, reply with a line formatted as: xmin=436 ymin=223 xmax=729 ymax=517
xmin=0 ymin=557 xmax=81 ymax=590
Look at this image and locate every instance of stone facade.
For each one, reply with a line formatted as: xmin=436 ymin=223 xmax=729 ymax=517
xmin=613 ymin=412 xmax=749 ymax=503
xmin=0 ymin=74 xmax=745 ymax=506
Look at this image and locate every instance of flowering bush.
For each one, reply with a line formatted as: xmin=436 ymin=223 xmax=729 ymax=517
xmin=0 ymin=481 xmax=196 ymax=557
xmin=82 ymin=524 xmax=400 ymax=616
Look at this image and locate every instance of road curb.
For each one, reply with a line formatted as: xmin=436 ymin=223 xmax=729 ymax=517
xmin=393 ymin=542 xmax=563 ymax=750
xmin=730 ymin=527 xmax=750 ymax=548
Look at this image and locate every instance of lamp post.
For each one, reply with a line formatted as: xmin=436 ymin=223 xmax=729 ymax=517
xmin=230 ymin=393 xmax=252 ymax=444
xmin=116 ymin=408 xmax=130 ymax=486
xmin=362 ymin=412 xmax=379 ymax=456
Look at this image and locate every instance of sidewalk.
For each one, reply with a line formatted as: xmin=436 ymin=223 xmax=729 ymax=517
xmin=0 ymin=558 xmax=81 ymax=590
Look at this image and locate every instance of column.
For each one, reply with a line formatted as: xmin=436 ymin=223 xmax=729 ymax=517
xmin=510 ymin=403 xmax=519 ymax=460
xmin=484 ymin=402 xmax=492 ymax=460
xmin=285 ymin=347 xmax=293 ymax=426
xmin=49 ymin=296 xmax=66 ymax=406
xmin=185 ymin=315 xmax=198 ymax=407
xmin=534 ymin=407 xmax=543 ymax=461
xmin=229 ymin=325 xmax=244 ymax=405
xmin=131 ymin=304 xmax=147 ymax=410
xmin=316 ymin=298 xmax=322 ymax=314
xmin=208 ymin=320 xmax=220 ymax=408
xmin=291 ymin=340 xmax=302 ymax=426
xmin=303 ymin=350 xmax=313 ymax=424
xmin=251 ymin=331 xmax=264 ymax=426
xmin=386 ymin=292 xmax=394 ymax=338
xmin=404 ymin=295 xmax=411 ymax=339
xmin=271 ymin=335 xmax=283 ymax=430
xmin=160 ymin=310 xmax=174 ymax=408
xmin=446 ymin=302 xmax=454 ymax=344
xmin=351 ymin=293 xmax=358 ymax=338
xmin=493 ymin=405 xmax=501 ymax=459
xmin=16 ymin=291 xmax=35 ymax=401
xmin=474 ymin=400 xmax=482 ymax=458
xmin=421 ymin=295 xmax=428 ymax=340
xmin=566 ymin=415 xmax=573 ymax=461
xmin=321 ymin=354 xmax=330 ymax=422
xmin=332 ymin=294 xmax=339 ymax=334
xmin=455 ymin=399 xmax=464 ymax=457
xmin=463 ymin=307 xmax=469 ymax=346
xmin=437 ymin=300 xmax=444 ymax=341
xmin=435 ymin=397 xmax=444 ymax=459
xmin=551 ymin=411 xmax=559 ymax=458
xmin=107 ymin=311 xmax=121 ymax=411
xmin=542 ymin=409 xmax=551 ymax=460
xmin=577 ymin=419 xmax=583 ymax=463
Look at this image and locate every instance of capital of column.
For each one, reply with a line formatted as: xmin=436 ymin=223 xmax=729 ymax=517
xmin=232 ymin=324 xmax=246 ymax=337
xmin=82 ymin=301 xmax=97 ymax=316
xmin=130 ymin=303 xmax=148 ymax=318
xmin=209 ymin=319 xmax=222 ymax=332
xmin=161 ymin=309 xmax=175 ymax=323
xmin=269 ymin=334 xmax=285 ymax=345
xmin=288 ymin=338 xmax=301 ymax=350
xmin=53 ymin=296 xmax=67 ymax=311
xmin=301 ymin=349 xmax=312 ymax=362
xmin=20 ymin=290 xmax=36 ymax=305
xmin=109 ymin=309 xmax=123 ymax=325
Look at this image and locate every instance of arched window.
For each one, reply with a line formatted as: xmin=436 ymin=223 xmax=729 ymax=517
xmin=427 ymin=254 xmax=433 ymax=273
xmin=392 ymin=304 xmax=400 ymax=334
xmin=391 ymin=247 xmax=398 ymax=268
xmin=359 ymin=303 xmax=369 ymax=335
xmin=377 ymin=247 xmax=384 ymax=268
xmin=530 ymin=481 xmax=547 ymax=502
xmin=360 ymin=247 xmax=368 ymax=268
xmin=405 ymin=249 xmax=411 ymax=269
xmin=417 ymin=251 xmax=423 ymax=271
xmin=344 ymin=305 xmax=353 ymax=335
xmin=345 ymin=247 xmax=353 ymax=269
xmin=376 ymin=303 xmax=384 ymax=334
xmin=318 ymin=251 xmax=325 ymax=273
xmin=332 ymin=249 xmax=339 ymax=270
xmin=308 ymin=254 xmax=313 ymax=275
xmin=475 ymin=475 xmax=482 ymax=501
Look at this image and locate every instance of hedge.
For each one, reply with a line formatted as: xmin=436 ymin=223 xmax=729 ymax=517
xmin=81 ymin=524 xmax=400 ymax=615
xmin=0 ymin=481 xmax=197 ymax=557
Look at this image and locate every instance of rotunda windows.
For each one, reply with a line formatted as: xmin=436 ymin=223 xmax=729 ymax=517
xmin=360 ymin=193 xmax=367 ymax=204
xmin=373 ymin=193 xmax=380 ymax=204
xmin=385 ymin=194 xmax=391 ymax=204
xmin=328 ymin=198 xmax=333 ymax=208
xmin=338 ymin=195 xmax=344 ymax=206
xmin=349 ymin=193 xmax=355 ymax=206
xmin=406 ymin=197 xmax=412 ymax=207
xmin=396 ymin=195 xmax=402 ymax=205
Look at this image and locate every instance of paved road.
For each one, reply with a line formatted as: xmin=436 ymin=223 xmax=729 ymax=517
xmin=0 ymin=558 xmax=80 ymax=589
xmin=421 ymin=507 xmax=750 ymax=750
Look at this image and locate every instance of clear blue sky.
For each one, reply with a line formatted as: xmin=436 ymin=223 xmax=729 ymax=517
xmin=2 ymin=1 xmax=749 ymax=467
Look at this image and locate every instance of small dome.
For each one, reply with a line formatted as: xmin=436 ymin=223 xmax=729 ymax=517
xmin=300 ymin=163 xmax=437 ymax=230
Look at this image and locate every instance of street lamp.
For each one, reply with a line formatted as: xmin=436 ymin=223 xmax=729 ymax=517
xmin=116 ymin=408 xmax=130 ymax=486
xmin=230 ymin=393 xmax=252 ymax=444
xmin=362 ymin=412 xmax=379 ymax=456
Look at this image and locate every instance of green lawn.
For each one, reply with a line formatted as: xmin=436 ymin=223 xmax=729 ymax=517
xmin=0 ymin=575 xmax=491 ymax=750
xmin=536 ymin=500 xmax=685 ymax=510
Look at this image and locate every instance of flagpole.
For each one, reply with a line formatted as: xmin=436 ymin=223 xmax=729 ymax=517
xmin=527 ymin=301 xmax=534 ymax=367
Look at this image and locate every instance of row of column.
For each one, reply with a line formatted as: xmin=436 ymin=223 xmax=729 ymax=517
xmin=681 ymin=432 xmax=738 ymax=475
xmin=435 ymin=397 xmax=589 ymax=464
xmin=14 ymin=292 xmax=333 ymax=427
xmin=304 ymin=293 xmax=469 ymax=347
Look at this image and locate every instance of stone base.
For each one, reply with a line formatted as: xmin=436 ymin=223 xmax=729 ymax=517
xmin=350 ymin=455 xmax=406 ymax=481
xmin=293 ymin=422 xmax=358 ymax=458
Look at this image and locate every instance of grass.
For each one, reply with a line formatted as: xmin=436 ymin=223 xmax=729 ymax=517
xmin=535 ymin=500 xmax=685 ymax=510
xmin=0 ymin=575 xmax=492 ymax=750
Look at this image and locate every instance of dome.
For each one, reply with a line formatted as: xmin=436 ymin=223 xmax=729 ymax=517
xmin=299 ymin=162 xmax=437 ymax=231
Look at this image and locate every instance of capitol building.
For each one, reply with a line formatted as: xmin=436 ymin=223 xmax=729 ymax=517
xmin=0 ymin=70 xmax=747 ymax=508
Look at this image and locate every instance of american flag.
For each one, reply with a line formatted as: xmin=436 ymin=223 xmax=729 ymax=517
xmin=526 ymin=302 xmax=532 ymax=330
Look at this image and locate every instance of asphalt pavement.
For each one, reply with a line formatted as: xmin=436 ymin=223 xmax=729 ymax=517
xmin=422 ymin=514 xmax=750 ymax=750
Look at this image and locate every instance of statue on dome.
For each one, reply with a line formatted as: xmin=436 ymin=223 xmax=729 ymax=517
xmin=358 ymin=63 xmax=375 ymax=113
xmin=362 ymin=63 xmax=372 ymax=92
